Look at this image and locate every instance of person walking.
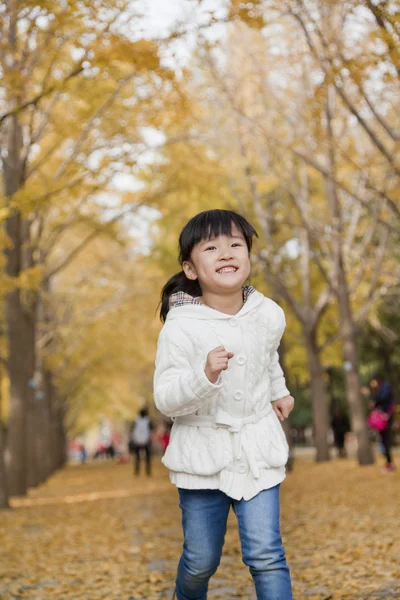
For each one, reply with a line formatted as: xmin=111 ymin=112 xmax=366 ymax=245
xmin=154 ymin=209 xmax=294 ymax=600
xmin=131 ymin=408 xmax=153 ymax=476
xmin=369 ymin=373 xmax=396 ymax=473
xmin=331 ymin=408 xmax=350 ymax=458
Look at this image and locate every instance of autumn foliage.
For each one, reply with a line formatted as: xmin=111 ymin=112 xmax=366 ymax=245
xmin=0 ymin=457 xmax=399 ymax=599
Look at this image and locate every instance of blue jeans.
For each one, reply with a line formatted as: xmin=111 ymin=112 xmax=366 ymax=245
xmin=175 ymin=484 xmax=292 ymax=600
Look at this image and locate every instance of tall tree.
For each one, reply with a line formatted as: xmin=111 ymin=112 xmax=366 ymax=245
xmin=0 ymin=0 xmax=171 ymax=496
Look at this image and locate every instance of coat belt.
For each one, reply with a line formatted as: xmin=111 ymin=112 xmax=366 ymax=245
xmin=174 ymin=404 xmax=273 ymax=479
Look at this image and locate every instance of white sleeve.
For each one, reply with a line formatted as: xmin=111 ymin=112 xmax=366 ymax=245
xmin=269 ymin=307 xmax=291 ymax=401
xmin=153 ymin=325 xmax=222 ymax=418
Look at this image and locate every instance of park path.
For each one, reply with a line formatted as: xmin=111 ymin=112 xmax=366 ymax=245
xmin=0 ymin=453 xmax=399 ymax=600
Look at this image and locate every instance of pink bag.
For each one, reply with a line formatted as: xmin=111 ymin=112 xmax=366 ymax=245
xmin=368 ymin=409 xmax=388 ymax=432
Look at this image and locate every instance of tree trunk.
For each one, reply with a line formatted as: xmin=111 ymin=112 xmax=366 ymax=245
xmin=43 ymin=367 xmax=59 ymax=477
xmin=37 ymin=392 xmax=54 ymax=483
xmin=0 ymin=425 xmax=9 ymax=509
xmin=55 ymin=413 xmax=68 ymax=470
xmin=5 ymin=288 xmax=35 ymax=495
xmin=46 ymin=370 xmax=60 ymax=473
xmin=28 ymin=390 xmax=51 ymax=487
xmin=29 ymin=348 xmax=53 ymax=485
xmin=2 ymin=6 xmax=39 ymax=496
xmin=50 ymin=392 xmax=68 ymax=472
xmin=26 ymin=368 xmax=42 ymax=490
xmin=0 ymin=377 xmax=10 ymax=509
xmin=4 ymin=209 xmax=37 ymax=495
xmin=325 ymin=87 xmax=374 ymax=466
xmin=337 ymin=282 xmax=374 ymax=465
xmin=36 ymin=283 xmax=59 ymax=482
xmin=304 ymin=332 xmax=331 ymax=462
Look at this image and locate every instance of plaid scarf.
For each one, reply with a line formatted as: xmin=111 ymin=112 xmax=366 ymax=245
xmin=169 ymin=285 xmax=256 ymax=310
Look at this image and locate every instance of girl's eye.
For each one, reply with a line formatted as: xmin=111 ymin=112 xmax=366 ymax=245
xmin=205 ymin=246 xmax=216 ymax=251
xmin=232 ymin=243 xmax=242 ymax=247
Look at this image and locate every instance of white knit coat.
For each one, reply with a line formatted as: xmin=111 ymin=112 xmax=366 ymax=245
xmin=153 ymin=288 xmax=291 ymax=500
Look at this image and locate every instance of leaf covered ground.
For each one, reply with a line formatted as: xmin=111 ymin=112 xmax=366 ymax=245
xmin=0 ymin=454 xmax=399 ymax=600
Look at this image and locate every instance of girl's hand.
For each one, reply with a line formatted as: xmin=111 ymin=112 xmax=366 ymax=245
xmin=272 ymin=395 xmax=294 ymax=422
xmin=205 ymin=346 xmax=234 ymax=384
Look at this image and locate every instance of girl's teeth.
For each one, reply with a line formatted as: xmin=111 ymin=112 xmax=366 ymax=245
xmin=218 ymin=268 xmax=237 ymax=273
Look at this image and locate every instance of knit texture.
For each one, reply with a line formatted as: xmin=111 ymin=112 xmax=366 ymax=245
xmin=153 ymin=289 xmax=291 ymax=501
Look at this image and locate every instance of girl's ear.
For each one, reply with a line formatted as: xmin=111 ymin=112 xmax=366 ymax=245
xmin=182 ymin=260 xmax=197 ymax=281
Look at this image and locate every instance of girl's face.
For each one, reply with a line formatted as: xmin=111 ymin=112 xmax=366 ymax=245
xmin=182 ymin=223 xmax=251 ymax=294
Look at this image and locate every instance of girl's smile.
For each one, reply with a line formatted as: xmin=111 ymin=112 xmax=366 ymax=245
xmin=182 ymin=223 xmax=251 ymax=294
xmin=216 ymin=265 xmax=238 ymax=274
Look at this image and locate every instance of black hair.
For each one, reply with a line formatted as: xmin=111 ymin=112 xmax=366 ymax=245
xmin=370 ymin=372 xmax=384 ymax=383
xmin=159 ymin=209 xmax=258 ymax=322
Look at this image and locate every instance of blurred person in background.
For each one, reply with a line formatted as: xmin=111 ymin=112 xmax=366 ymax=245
xmin=331 ymin=408 xmax=350 ymax=458
xmin=368 ymin=373 xmax=396 ymax=473
xmin=131 ymin=408 xmax=153 ymax=476
xmin=159 ymin=420 xmax=172 ymax=452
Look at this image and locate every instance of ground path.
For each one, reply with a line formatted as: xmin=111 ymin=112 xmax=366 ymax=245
xmin=0 ymin=453 xmax=399 ymax=600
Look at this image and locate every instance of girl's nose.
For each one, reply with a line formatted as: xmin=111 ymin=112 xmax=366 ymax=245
xmin=219 ymin=247 xmax=233 ymax=259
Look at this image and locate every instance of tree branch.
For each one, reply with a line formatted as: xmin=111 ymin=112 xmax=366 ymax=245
xmin=289 ymin=2 xmax=399 ymax=175
xmin=54 ymin=71 xmax=138 ymax=180
xmin=0 ymin=62 xmax=84 ymax=125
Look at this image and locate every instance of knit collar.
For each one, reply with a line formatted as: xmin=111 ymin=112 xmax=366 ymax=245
xmin=169 ymin=285 xmax=255 ymax=310
xmin=167 ymin=286 xmax=263 ymax=321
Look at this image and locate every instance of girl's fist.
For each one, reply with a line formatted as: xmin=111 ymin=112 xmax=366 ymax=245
xmin=205 ymin=346 xmax=234 ymax=384
xmin=272 ymin=395 xmax=295 ymax=422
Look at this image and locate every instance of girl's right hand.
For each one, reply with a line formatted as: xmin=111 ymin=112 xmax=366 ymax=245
xmin=205 ymin=346 xmax=234 ymax=384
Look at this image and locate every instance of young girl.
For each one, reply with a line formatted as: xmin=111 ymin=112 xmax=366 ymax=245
xmin=154 ymin=209 xmax=294 ymax=600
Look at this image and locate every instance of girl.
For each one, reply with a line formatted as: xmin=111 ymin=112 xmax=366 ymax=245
xmin=154 ymin=209 xmax=294 ymax=600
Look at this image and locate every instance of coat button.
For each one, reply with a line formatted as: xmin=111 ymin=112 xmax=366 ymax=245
xmin=236 ymin=354 xmax=247 ymax=366
xmin=234 ymin=390 xmax=244 ymax=401
xmin=238 ymin=464 xmax=247 ymax=474
xmin=229 ymin=317 xmax=239 ymax=327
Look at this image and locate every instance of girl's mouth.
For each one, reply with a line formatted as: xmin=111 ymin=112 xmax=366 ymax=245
xmin=216 ymin=266 xmax=238 ymax=274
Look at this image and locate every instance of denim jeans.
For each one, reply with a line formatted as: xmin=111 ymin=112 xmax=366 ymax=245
xmin=175 ymin=485 xmax=292 ymax=600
